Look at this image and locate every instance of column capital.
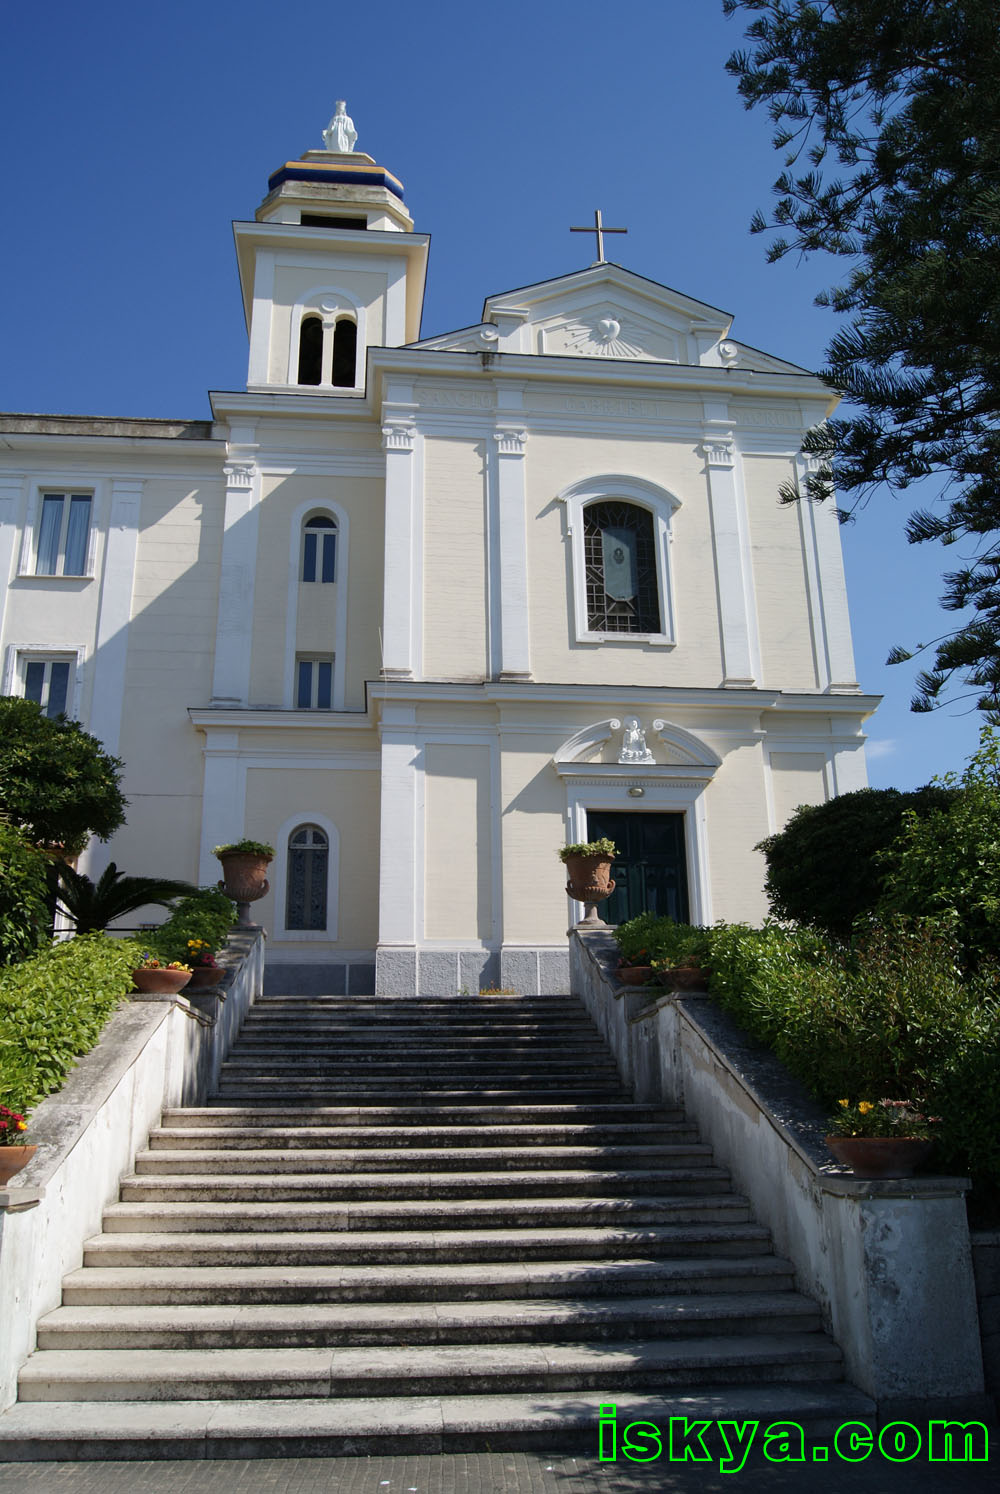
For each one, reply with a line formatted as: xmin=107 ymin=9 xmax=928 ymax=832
xmin=381 ymin=422 xmax=416 ymax=452
xmin=493 ymin=428 xmax=528 ymax=456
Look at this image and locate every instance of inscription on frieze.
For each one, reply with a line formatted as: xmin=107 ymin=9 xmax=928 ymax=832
xmin=735 ymin=407 xmax=799 ymax=428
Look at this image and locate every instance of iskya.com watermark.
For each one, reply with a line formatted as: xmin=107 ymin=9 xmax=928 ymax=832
xmin=597 ymin=1405 xmax=990 ymax=1471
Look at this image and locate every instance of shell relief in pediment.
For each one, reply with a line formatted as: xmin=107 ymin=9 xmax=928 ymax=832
xmin=540 ymin=307 xmax=682 ymax=363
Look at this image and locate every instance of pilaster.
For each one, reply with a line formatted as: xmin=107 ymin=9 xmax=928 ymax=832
xmin=0 ymin=474 xmax=26 ymax=639
xmin=702 ymin=424 xmax=759 ymax=687
xmin=380 ymin=409 xmax=421 ymax=680
xmin=375 ymin=702 xmax=420 ymax=993
xmin=198 ymin=729 xmax=246 ymax=885
xmin=211 ymin=450 xmax=260 ymax=705
xmin=492 ymin=426 xmax=531 ymax=680
xmin=89 ymin=479 xmax=143 ymax=752
xmin=796 ymin=454 xmax=860 ymax=693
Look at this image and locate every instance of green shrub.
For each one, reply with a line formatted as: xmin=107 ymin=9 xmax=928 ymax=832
xmin=0 ymin=933 xmax=136 ymax=1114
xmin=0 ymin=697 xmax=127 ymax=857
xmin=145 ymin=888 xmax=237 ymax=964
xmin=614 ymin=912 xmax=711 ymax=969
xmin=705 ymin=917 xmax=1000 ymax=1210
xmin=0 ymin=823 xmax=50 ymax=966
xmin=754 ymin=785 xmax=957 ymax=939
xmin=878 ymin=728 xmax=1000 ymax=968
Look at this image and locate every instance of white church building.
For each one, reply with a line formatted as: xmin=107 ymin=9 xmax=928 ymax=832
xmin=0 ymin=109 xmax=878 ymax=994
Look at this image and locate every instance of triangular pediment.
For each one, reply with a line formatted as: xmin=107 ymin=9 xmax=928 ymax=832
xmin=413 ymin=263 xmax=807 ymax=372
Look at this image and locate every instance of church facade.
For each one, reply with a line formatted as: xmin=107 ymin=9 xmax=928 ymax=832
xmin=0 ymin=115 xmax=878 ymax=994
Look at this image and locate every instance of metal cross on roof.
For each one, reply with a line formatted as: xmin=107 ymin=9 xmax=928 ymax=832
xmin=570 ymin=208 xmax=628 ymax=264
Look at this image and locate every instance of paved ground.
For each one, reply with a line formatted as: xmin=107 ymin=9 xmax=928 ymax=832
xmin=1 ymin=1449 xmax=999 ymax=1494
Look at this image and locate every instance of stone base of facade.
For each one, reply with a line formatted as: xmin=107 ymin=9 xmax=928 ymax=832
xmin=263 ymin=961 xmax=376 ymax=996
xmin=375 ymin=945 xmax=570 ymax=997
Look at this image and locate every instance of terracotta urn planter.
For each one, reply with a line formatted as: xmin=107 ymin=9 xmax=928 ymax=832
xmin=655 ymin=965 xmax=710 ymax=993
xmin=564 ymin=853 xmax=616 ymax=927
xmin=617 ymin=964 xmax=653 ymax=986
xmin=131 ymin=967 xmax=192 ymax=995
xmin=216 ymin=851 xmax=271 ymax=926
xmin=0 ymin=1146 xmax=37 ymax=1186
xmin=825 ymin=1136 xmax=934 ymax=1178
xmin=186 ymin=965 xmax=224 ymax=989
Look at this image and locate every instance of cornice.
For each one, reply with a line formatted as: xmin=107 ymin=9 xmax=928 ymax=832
xmin=370 ymin=347 xmax=837 ymax=408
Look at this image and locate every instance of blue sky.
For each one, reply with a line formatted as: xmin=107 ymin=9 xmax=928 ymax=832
xmin=1 ymin=0 xmax=983 ymax=787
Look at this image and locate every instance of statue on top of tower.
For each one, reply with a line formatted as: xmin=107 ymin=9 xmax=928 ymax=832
xmin=323 ymin=101 xmax=358 ymax=154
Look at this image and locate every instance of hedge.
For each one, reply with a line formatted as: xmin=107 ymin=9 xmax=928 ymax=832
xmin=0 ymin=934 xmax=136 ymax=1115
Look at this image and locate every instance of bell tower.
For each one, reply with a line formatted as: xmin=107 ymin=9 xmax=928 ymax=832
xmin=234 ymin=104 xmax=429 ymax=393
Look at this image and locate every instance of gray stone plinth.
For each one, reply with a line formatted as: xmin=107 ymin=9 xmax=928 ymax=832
xmin=417 ymin=949 xmax=460 ymax=997
xmin=375 ymin=946 xmax=417 ymax=995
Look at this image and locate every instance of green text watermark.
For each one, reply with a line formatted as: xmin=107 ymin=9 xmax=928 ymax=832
xmin=597 ymin=1406 xmax=989 ymax=1471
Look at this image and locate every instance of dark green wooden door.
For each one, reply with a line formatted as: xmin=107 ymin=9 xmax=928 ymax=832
xmin=586 ymin=812 xmax=690 ymax=926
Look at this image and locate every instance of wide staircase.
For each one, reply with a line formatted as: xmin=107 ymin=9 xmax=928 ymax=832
xmin=1 ymin=992 xmax=871 ymax=1458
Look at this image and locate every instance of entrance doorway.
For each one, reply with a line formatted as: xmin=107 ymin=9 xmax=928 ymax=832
xmin=586 ymin=811 xmax=690 ymax=926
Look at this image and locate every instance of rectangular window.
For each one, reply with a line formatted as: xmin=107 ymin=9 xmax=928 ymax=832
xmin=295 ymin=655 xmax=334 ymax=709
xmin=302 ymin=528 xmax=336 ymax=583
xmin=35 ymin=493 xmax=92 ymax=575
xmin=21 ymin=655 xmax=73 ymax=718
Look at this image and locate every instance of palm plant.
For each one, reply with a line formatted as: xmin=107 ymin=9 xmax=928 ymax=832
xmin=54 ymin=862 xmax=198 ymax=934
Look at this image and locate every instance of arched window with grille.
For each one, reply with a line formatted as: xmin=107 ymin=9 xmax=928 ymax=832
xmin=285 ymin=824 xmax=329 ymax=930
xmin=583 ymin=501 xmax=661 ymax=634
xmin=557 ymin=476 xmax=679 ymax=647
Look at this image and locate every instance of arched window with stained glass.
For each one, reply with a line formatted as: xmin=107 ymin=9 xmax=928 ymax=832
xmin=583 ymin=501 xmax=661 ymax=634
xmin=285 ymin=824 xmax=329 ymax=930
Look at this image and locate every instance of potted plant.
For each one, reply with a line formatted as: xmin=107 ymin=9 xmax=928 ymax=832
xmin=649 ymin=925 xmax=711 ymax=992
xmin=130 ymin=953 xmax=192 ymax=995
xmin=0 ymin=1105 xmax=35 ymax=1186
xmin=559 ymin=838 xmax=617 ymax=926
xmin=825 ymin=1099 xmax=939 ymax=1178
xmin=613 ymin=914 xmax=711 ymax=991
xmin=213 ymin=839 xmax=274 ymax=925
xmin=183 ymin=939 xmax=224 ymax=988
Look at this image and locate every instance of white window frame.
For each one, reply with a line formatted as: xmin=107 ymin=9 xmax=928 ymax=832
xmin=2 ymin=644 xmax=85 ymax=719
xmin=295 ymin=653 xmax=336 ymax=709
xmin=286 ymin=284 xmax=365 ymax=392
xmin=273 ymin=812 xmax=340 ymax=942
xmin=284 ymin=499 xmax=349 ymax=710
xmin=301 ymin=513 xmax=338 ymax=583
xmin=19 ymin=485 xmax=98 ymax=579
xmin=556 ymin=475 xmax=679 ymax=647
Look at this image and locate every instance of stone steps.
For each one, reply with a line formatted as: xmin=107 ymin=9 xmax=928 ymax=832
xmin=147 ymin=1123 xmax=700 ymax=1149
xmin=0 ymin=1384 xmax=878 ymax=1460
xmin=35 ymin=1292 xmax=823 ymax=1350
xmin=80 ymin=1222 xmax=777 ymax=1267
xmin=98 ymin=1193 xmax=752 ymax=1234
xmin=120 ymin=1167 xmax=732 ymax=1200
xmin=167 ymin=1102 xmax=689 ymax=1126
xmin=18 ymin=1334 xmax=844 ymax=1402
xmin=133 ymin=1145 xmax=702 ymax=1174
xmin=59 ymin=1254 xmax=798 ymax=1305
xmin=0 ymin=989 xmax=865 ymax=1459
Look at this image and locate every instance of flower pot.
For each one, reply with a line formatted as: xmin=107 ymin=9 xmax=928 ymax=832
xmin=186 ymin=965 xmax=223 ymax=989
xmin=564 ymin=853 xmax=616 ymax=927
xmin=618 ymin=965 xmax=653 ymax=986
xmin=825 ymin=1136 xmax=934 ymax=1178
xmin=655 ymin=965 xmax=710 ymax=992
xmin=0 ymin=1146 xmax=37 ymax=1186
xmin=217 ymin=852 xmax=271 ymax=926
xmin=131 ymin=967 xmax=192 ymax=995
